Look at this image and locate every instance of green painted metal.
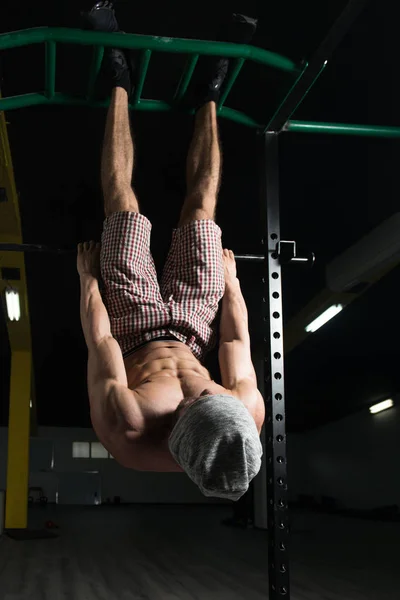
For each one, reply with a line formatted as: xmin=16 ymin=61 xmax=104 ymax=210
xmin=287 ymin=61 xmax=328 ymax=122
xmin=45 ymin=41 xmax=56 ymax=100
xmin=173 ymin=54 xmax=199 ymax=102
xmin=262 ymin=60 xmax=330 ymax=134
xmin=0 ymin=27 xmax=298 ymax=71
xmin=218 ymin=58 xmax=245 ymax=111
xmin=2 ymin=26 xmax=400 ymax=139
xmin=286 ymin=121 xmax=400 ymax=138
xmin=133 ymin=49 xmax=152 ymax=106
xmin=86 ymin=46 xmax=104 ymax=100
xmin=0 ymin=91 xmax=264 ymax=128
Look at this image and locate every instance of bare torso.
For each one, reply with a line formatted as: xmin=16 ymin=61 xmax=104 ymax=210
xmin=94 ymin=339 xmax=231 ymax=472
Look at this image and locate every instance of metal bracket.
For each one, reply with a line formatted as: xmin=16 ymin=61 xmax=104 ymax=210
xmin=276 ymin=240 xmax=315 ymax=267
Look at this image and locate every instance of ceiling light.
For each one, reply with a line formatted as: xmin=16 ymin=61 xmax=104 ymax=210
xmin=305 ymin=304 xmax=344 ymax=333
xmin=369 ymin=399 xmax=393 ymax=414
xmin=5 ymin=287 xmax=21 ymax=322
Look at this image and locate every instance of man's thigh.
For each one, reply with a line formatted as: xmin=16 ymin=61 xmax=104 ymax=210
xmin=100 ymin=211 xmax=170 ymax=353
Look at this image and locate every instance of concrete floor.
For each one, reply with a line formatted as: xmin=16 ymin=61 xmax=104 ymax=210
xmin=0 ymin=505 xmax=399 ymax=599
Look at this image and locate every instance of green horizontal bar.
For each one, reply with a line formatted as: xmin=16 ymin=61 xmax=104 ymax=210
xmin=0 ymin=27 xmax=298 ymax=73
xmin=86 ymin=45 xmax=104 ymax=101
xmin=0 ymin=93 xmax=50 ymax=110
xmin=286 ymin=121 xmax=400 ymax=138
xmin=0 ymin=92 xmax=263 ymax=129
xmin=133 ymin=49 xmax=152 ymax=106
xmin=174 ymin=54 xmax=199 ymax=102
xmin=218 ymin=57 xmax=245 ymax=110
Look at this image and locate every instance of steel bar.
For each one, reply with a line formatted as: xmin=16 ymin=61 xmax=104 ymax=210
xmin=173 ymin=54 xmax=199 ymax=102
xmin=285 ymin=120 xmax=400 ymax=138
xmin=0 ymin=27 xmax=298 ymax=72
xmin=133 ymin=49 xmax=152 ymax=106
xmin=0 ymin=93 xmax=264 ymax=129
xmin=261 ymin=132 xmax=290 ymax=599
xmin=0 ymin=244 xmax=267 ymax=262
xmin=218 ymin=58 xmax=245 ymax=111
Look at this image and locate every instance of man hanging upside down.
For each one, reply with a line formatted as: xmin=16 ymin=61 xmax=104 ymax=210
xmin=77 ymin=1 xmax=265 ymax=501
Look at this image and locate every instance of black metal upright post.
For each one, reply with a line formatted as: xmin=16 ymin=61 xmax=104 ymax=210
xmin=261 ymin=132 xmax=290 ymax=598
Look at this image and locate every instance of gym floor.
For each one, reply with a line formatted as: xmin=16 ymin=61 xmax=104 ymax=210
xmin=0 ymin=505 xmax=398 ymax=599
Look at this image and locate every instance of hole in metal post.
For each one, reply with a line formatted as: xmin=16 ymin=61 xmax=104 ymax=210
xmin=274 ymin=373 xmax=282 ymax=380
xmin=279 ymin=543 xmax=286 ymax=551
xmin=279 ymin=522 xmax=285 ymax=529
xmin=272 ymin=292 xmax=279 ymax=299
xmin=276 ymin=413 xmax=283 ymax=421
xmin=271 ymin=252 xmax=278 ymax=259
xmin=273 ymin=333 xmax=281 ymax=339
xmin=275 ymin=393 xmax=282 ymax=400
xmin=277 ymin=477 xmax=284 ymax=485
xmin=274 ymin=352 xmax=281 ymax=359
xmin=273 ymin=312 xmax=280 ymax=319
xmin=278 ymin=499 xmax=285 ymax=508
xmin=272 ymin=272 xmax=279 ymax=279
xmin=280 ymin=564 xmax=287 ymax=573
xmin=276 ymin=435 xmax=284 ymax=442
xmin=277 ymin=456 xmax=284 ymax=463
xmin=271 ymin=233 xmax=278 ymax=240
xmin=279 ymin=586 xmax=288 ymax=595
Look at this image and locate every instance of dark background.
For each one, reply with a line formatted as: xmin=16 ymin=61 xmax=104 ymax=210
xmin=0 ymin=0 xmax=398 ymax=431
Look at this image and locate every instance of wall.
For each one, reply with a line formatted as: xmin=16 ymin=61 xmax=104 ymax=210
xmin=0 ymin=426 xmax=226 ymax=505
xmin=287 ymin=403 xmax=400 ymax=510
xmin=2 ymin=402 xmax=398 ymax=510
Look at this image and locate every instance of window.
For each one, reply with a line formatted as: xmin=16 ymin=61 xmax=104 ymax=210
xmin=72 ymin=441 xmax=111 ymax=459
xmin=91 ymin=442 xmax=108 ymax=459
xmin=73 ymin=442 xmax=90 ymax=458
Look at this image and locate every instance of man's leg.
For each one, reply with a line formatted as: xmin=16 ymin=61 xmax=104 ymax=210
xmin=101 ymin=87 xmax=139 ymax=217
xmin=178 ymin=101 xmax=221 ymax=227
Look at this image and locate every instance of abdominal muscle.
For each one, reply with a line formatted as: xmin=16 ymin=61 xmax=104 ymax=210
xmin=101 ymin=340 xmax=230 ymax=472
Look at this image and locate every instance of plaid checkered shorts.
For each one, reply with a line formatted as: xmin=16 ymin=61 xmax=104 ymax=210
xmin=100 ymin=212 xmax=225 ymax=363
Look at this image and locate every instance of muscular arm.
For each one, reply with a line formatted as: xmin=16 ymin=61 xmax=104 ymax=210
xmin=80 ymin=274 xmax=144 ymax=434
xmin=218 ymin=277 xmax=265 ymax=432
xmin=80 ymin=274 xmax=112 ymax=348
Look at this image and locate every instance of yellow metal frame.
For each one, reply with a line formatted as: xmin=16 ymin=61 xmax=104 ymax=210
xmin=0 ymin=93 xmax=36 ymax=529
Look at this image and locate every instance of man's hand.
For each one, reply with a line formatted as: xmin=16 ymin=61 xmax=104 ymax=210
xmin=222 ymin=248 xmax=237 ymax=284
xmin=77 ymin=241 xmax=101 ymax=279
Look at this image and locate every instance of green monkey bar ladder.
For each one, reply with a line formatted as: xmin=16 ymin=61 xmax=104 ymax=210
xmin=1 ymin=4 xmax=398 ymax=599
xmin=0 ymin=26 xmax=299 ymax=129
xmin=1 ymin=26 xmax=400 ymax=137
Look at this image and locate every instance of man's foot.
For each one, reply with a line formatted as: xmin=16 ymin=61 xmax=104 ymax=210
xmin=188 ymin=13 xmax=258 ymax=109
xmin=81 ymin=1 xmax=135 ymax=98
xmin=81 ymin=0 xmax=120 ymax=32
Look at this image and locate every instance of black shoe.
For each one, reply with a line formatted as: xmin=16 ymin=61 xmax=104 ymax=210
xmin=81 ymin=1 xmax=136 ymax=98
xmin=187 ymin=13 xmax=258 ymax=110
xmin=81 ymin=1 xmax=120 ymax=32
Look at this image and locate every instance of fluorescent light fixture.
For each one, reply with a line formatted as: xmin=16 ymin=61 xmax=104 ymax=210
xmin=5 ymin=288 xmax=21 ymax=322
xmin=305 ymin=304 xmax=344 ymax=333
xmin=369 ymin=399 xmax=393 ymax=414
xmin=30 ymin=399 xmax=32 ymax=409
